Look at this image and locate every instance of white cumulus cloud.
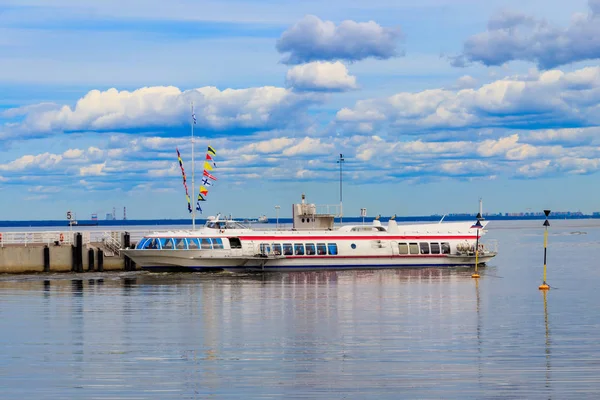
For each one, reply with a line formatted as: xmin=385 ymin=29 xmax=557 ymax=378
xmin=2 ymin=85 xmax=321 ymax=137
xmin=336 ymin=66 xmax=600 ymax=135
xmin=452 ymin=1 xmax=600 ymax=68
xmin=277 ymin=15 xmax=403 ymax=64
xmin=79 ymin=163 xmax=106 ymax=176
xmin=282 ymin=137 xmax=334 ymax=156
xmin=286 ymin=61 xmax=357 ymax=92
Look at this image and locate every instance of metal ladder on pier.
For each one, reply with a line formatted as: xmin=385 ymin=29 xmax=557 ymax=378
xmin=101 ymin=232 xmax=122 ymax=256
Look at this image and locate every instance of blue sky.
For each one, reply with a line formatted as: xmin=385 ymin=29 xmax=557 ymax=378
xmin=1 ymin=0 xmax=600 ymax=220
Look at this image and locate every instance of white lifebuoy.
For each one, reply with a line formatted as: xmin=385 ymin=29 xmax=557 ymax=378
xmin=59 ymin=233 xmax=64 ymax=242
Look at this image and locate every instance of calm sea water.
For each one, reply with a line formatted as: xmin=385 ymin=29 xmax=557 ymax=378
xmin=1 ymin=220 xmax=600 ymax=399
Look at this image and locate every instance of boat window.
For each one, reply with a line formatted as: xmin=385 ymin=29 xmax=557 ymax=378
xmin=419 ymin=242 xmax=430 ymax=254
xmin=283 ymin=243 xmax=293 ymax=255
xmin=294 ymin=244 xmax=305 ymax=255
xmin=188 ymin=238 xmax=200 ymax=250
xmin=327 ymin=243 xmax=338 ymax=255
xmin=161 ymin=238 xmax=174 ymax=250
xmin=200 ymin=238 xmax=212 ymax=249
xmin=305 ymin=243 xmax=316 ymax=255
xmin=137 ymin=238 xmax=149 ymax=249
xmin=225 ymin=221 xmax=248 ymax=230
xmin=441 ymin=242 xmax=451 ymax=254
xmin=145 ymin=238 xmax=160 ymax=249
xmin=229 ymin=237 xmax=242 ymax=249
xmin=273 ymin=244 xmax=282 ymax=255
xmin=316 ymin=243 xmax=327 ymax=255
xmin=409 ymin=243 xmax=419 ymax=255
xmin=398 ymin=243 xmax=409 ymax=254
xmin=173 ymin=238 xmax=185 ymax=249
xmin=430 ymin=243 xmax=440 ymax=254
xmin=260 ymin=243 xmax=271 ymax=254
xmin=212 ymin=238 xmax=224 ymax=249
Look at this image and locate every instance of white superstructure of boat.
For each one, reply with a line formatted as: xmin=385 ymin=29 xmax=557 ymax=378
xmin=120 ymin=213 xmax=497 ymax=272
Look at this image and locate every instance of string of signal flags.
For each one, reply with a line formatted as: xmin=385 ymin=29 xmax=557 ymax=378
xmin=176 ymin=145 xmax=217 ymax=214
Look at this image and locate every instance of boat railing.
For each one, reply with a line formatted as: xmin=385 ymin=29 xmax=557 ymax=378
xmin=456 ymin=238 xmax=498 ymax=256
xmin=0 ymin=231 xmax=77 ymax=247
xmin=313 ymin=204 xmax=339 ymax=216
xmin=482 ymin=239 xmax=498 ymax=254
xmin=0 ymin=229 xmax=155 ymax=247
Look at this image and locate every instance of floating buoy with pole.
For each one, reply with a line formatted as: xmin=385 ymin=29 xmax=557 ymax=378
xmin=471 ymin=213 xmax=483 ymax=279
xmin=539 ymin=209 xmax=551 ymax=290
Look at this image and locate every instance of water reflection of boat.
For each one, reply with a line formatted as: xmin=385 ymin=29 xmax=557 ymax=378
xmin=121 ymin=197 xmax=497 ymax=272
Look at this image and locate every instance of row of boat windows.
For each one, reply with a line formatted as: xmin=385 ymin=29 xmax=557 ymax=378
xmin=137 ymin=237 xmax=225 ymax=250
xmin=258 ymin=242 xmax=452 ymax=256
xmin=402 ymin=242 xmax=451 ymax=255
xmin=135 ymin=238 xmax=453 ymax=255
xmin=260 ymin=243 xmax=338 ymax=256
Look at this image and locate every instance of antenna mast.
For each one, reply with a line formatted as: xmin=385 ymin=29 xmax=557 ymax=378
xmin=337 ymin=154 xmax=345 ymax=225
xmin=191 ymin=101 xmax=196 ymax=230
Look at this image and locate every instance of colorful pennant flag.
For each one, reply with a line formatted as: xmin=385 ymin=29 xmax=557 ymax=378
xmin=176 ymin=148 xmax=192 ymax=213
xmin=191 ymin=145 xmax=218 ymax=213
xmin=203 ymin=170 xmax=217 ymax=181
xmin=206 ymin=153 xmax=217 ymax=168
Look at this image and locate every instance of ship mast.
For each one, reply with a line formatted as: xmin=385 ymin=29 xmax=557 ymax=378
xmin=191 ymin=101 xmax=196 ymax=230
xmin=337 ymin=153 xmax=344 ymax=225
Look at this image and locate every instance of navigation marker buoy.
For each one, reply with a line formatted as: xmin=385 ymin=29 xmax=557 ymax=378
xmin=539 ymin=210 xmax=551 ymax=290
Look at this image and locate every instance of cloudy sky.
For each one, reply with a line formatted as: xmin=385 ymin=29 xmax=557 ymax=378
xmin=1 ymin=0 xmax=600 ymax=220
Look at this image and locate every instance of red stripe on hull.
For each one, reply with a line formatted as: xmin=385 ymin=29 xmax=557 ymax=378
xmin=284 ymin=254 xmax=450 ymax=259
xmin=238 ymin=235 xmax=477 ymax=240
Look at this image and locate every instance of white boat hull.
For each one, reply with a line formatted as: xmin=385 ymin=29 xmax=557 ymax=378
xmin=121 ymin=249 xmax=497 ymax=272
xmin=121 ymin=216 xmax=498 ymax=272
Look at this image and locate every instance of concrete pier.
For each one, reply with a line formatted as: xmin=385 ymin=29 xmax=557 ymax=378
xmin=0 ymin=243 xmax=126 ymax=274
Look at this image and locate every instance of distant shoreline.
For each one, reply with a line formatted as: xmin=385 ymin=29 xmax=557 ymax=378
xmin=0 ymin=214 xmax=597 ymax=228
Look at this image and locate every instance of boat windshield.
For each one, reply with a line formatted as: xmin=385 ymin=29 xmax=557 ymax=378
xmin=205 ymin=220 xmax=248 ymax=230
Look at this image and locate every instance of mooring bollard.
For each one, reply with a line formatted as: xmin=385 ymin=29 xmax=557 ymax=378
xmin=88 ymin=248 xmax=95 ymax=272
xmin=43 ymin=245 xmax=50 ymax=273
xmin=97 ymin=249 xmax=104 ymax=272
xmin=76 ymin=233 xmax=83 ymax=273
xmin=123 ymin=232 xmax=131 ymax=271
xmin=71 ymin=245 xmax=76 ymax=272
